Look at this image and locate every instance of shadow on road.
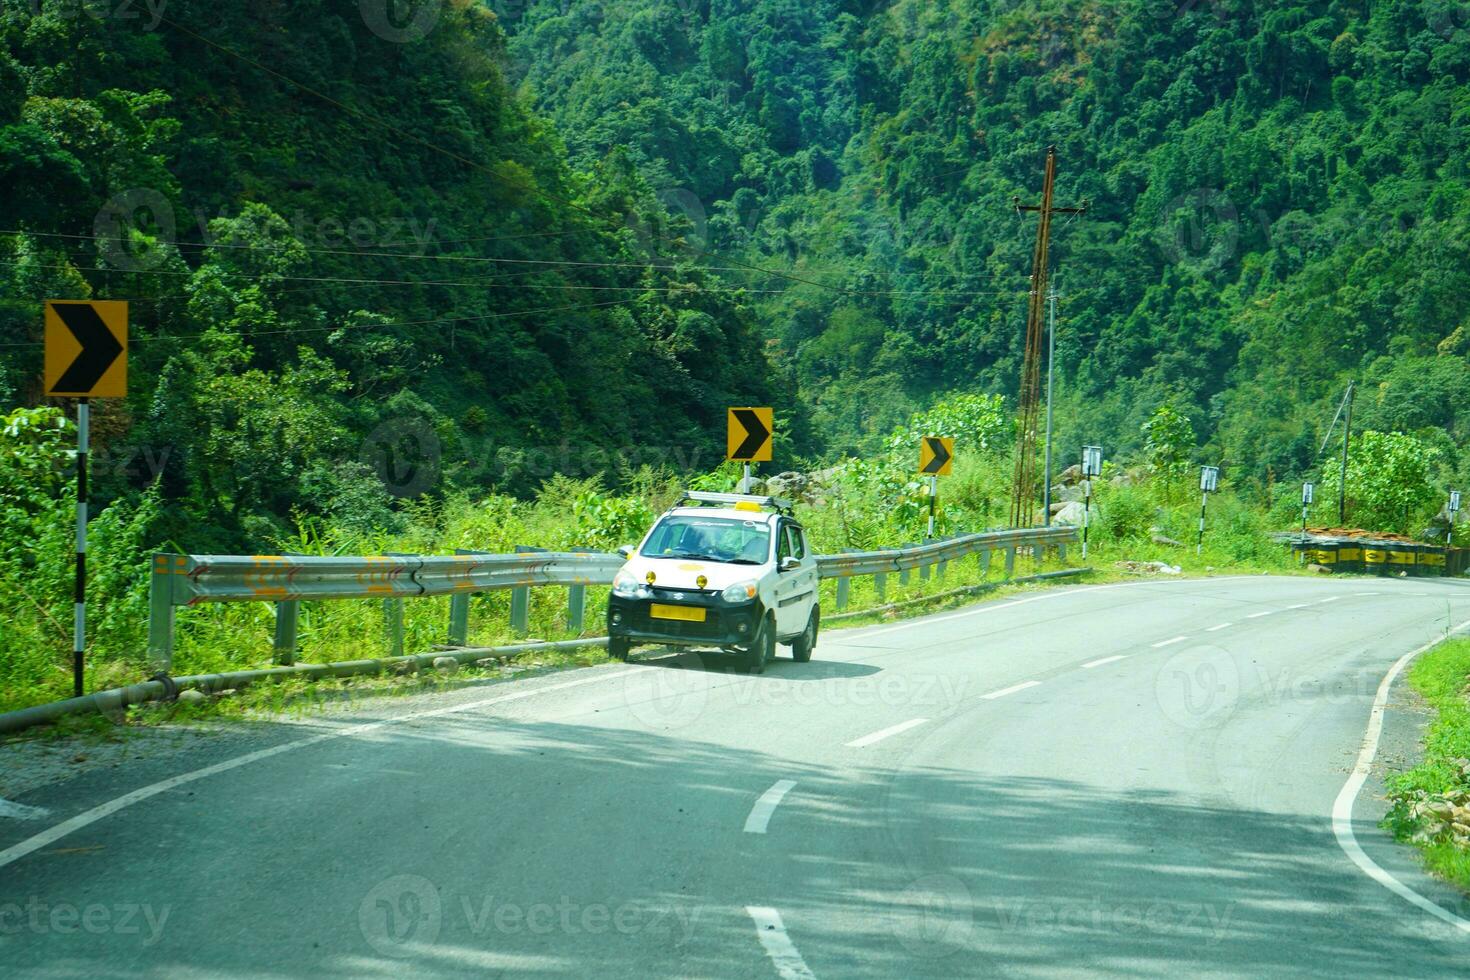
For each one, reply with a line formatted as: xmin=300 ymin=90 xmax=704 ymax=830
xmin=6 ymin=702 xmax=1470 ymax=978
xmin=634 ymin=647 xmax=881 ymax=680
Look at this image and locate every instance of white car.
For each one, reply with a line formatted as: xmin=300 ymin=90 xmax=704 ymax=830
xmin=605 ymin=492 xmax=820 ymax=673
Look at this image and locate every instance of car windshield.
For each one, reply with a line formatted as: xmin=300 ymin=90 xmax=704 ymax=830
xmin=640 ymin=516 xmax=770 ymax=564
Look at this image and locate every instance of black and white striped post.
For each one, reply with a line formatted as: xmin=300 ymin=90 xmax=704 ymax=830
xmin=1450 ymin=491 xmax=1461 ymax=549
xmin=1199 ymin=466 xmax=1220 ymax=556
xmin=1301 ymin=482 xmax=1314 ymax=538
xmin=73 ymin=398 xmax=88 ymax=698
xmin=1081 ymin=445 xmax=1103 ymax=559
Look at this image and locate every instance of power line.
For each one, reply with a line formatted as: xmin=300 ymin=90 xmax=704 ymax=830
xmin=0 ymin=298 xmax=635 ymax=349
xmin=149 ymin=14 xmax=903 ymax=301
xmin=0 ymin=256 xmax=1030 ymax=300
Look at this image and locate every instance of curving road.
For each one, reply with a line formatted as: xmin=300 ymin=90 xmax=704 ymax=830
xmin=4 ymin=575 xmax=1470 ymax=977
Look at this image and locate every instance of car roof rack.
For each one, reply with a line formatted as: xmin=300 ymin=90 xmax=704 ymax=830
xmin=676 ymin=490 xmax=794 ymax=515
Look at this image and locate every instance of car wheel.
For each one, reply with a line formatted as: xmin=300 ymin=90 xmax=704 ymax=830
xmin=792 ymin=607 xmax=818 ymax=663
xmin=608 ymin=636 xmax=631 ymax=662
xmin=745 ymin=616 xmax=773 ymax=674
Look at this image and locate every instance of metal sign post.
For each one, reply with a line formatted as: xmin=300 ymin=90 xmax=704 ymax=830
xmin=1301 ymin=482 xmax=1314 ymax=538
xmin=1081 ymin=446 xmax=1102 ymax=559
xmin=1450 ymin=490 xmax=1462 ymax=548
xmin=1199 ymin=466 xmax=1220 ymax=555
xmin=927 ymin=475 xmax=939 ymax=539
xmin=74 ymin=399 xmax=88 ymax=698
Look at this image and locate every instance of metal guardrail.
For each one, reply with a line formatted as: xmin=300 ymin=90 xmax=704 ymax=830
xmin=147 ymin=526 xmax=1076 ymax=670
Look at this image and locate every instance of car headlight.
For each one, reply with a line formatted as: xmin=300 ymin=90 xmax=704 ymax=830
xmin=721 ymin=580 xmax=758 ymax=602
xmin=612 ymin=571 xmax=650 ymax=598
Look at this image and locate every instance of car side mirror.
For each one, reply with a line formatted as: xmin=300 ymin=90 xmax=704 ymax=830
xmin=617 ymin=545 xmax=633 ymax=559
xmin=779 ymin=556 xmax=800 ymax=573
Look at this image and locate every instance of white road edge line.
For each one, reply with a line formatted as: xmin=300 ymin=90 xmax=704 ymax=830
xmin=845 ymin=718 xmax=929 ymax=748
xmin=1318 ymin=596 xmax=1342 ymax=604
xmin=744 ymin=780 xmax=798 ymax=834
xmin=0 ymin=798 xmax=51 ymax=821
xmin=1152 ymin=636 xmax=1189 ymax=648
xmin=746 ymin=906 xmax=817 ymax=980
xmin=1286 ymin=603 xmax=1310 ymax=609
xmin=981 ymin=681 xmax=1041 ymax=700
xmin=0 ymin=667 xmax=642 ymax=872
xmin=1246 ymin=611 xmax=1274 ymax=619
xmin=1082 ymin=656 xmax=1126 ymax=670
xmin=1205 ymin=623 xmax=1233 ymax=632
xmin=1331 ymin=620 xmax=1470 ymax=935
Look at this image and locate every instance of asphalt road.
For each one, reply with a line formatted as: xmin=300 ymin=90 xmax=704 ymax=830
xmin=5 ymin=575 xmax=1470 ymax=977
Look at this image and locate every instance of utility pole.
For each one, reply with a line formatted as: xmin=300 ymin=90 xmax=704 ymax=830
xmin=1010 ymin=148 xmax=1086 ymax=528
xmin=1042 ymin=284 xmax=1058 ymax=527
xmin=1338 ymin=381 xmax=1355 ymax=526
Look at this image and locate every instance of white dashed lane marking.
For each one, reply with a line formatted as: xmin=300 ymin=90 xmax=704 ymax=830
xmin=982 ymin=681 xmax=1042 ymax=700
xmin=845 ymin=718 xmax=928 ymax=748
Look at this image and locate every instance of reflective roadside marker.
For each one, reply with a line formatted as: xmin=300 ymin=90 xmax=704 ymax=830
xmin=1082 ymin=445 xmax=1103 ymax=478
xmin=918 ymin=436 xmax=954 ymax=476
xmin=1200 ymin=466 xmax=1220 ymax=493
xmin=1302 ymin=482 xmax=1315 ymax=505
xmin=1452 ymin=490 xmax=1462 ymax=514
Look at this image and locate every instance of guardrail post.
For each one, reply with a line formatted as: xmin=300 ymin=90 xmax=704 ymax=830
xmin=567 ymin=585 xmax=586 ymax=633
xmin=1005 ymin=546 xmax=1016 ymax=578
xmin=1058 ymin=540 xmax=1067 ymax=562
xmin=147 ymin=553 xmax=177 ymax=670
xmin=979 ymin=548 xmax=992 ymax=577
xmin=448 ymin=594 xmax=470 ymax=646
xmin=510 ymin=546 xmax=545 ymax=637
xmin=385 ymin=599 xmax=405 ymax=657
xmin=899 ymin=544 xmax=914 ymax=586
xmin=450 ymin=549 xmax=494 ymax=645
xmin=874 ymin=572 xmax=887 ymax=604
xmin=273 ymin=601 xmax=299 ymax=665
xmin=835 ymin=575 xmax=850 ymax=611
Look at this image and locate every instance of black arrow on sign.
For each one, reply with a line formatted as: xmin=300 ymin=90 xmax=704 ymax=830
xmin=53 ymin=304 xmax=123 ymax=393
xmin=922 ymin=437 xmax=952 ymax=474
xmin=732 ymin=408 xmax=771 ymax=459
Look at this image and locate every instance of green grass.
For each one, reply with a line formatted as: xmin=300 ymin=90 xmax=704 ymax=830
xmin=1384 ymin=637 xmax=1470 ymax=892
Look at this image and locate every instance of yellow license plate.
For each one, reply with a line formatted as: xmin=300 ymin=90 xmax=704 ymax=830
xmin=650 ymin=603 xmax=706 ymax=623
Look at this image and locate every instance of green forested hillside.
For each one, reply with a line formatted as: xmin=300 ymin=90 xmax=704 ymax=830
xmin=505 ymin=0 xmax=1470 ymax=490
xmin=4 ymin=0 xmax=1470 ymax=545
xmin=0 ymin=0 xmax=794 ymax=551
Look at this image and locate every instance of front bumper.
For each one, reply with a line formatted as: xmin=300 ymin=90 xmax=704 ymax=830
xmin=607 ymin=590 xmax=761 ymax=649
